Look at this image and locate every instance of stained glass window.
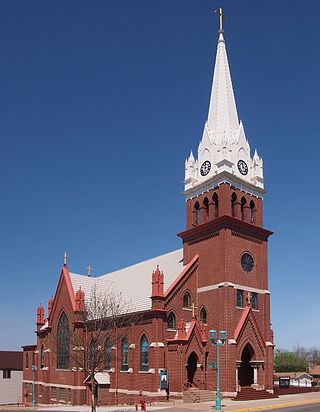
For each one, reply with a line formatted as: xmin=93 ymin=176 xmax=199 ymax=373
xmin=57 ymin=312 xmax=69 ymax=370
xmin=140 ymin=335 xmax=149 ymax=371
xmin=40 ymin=345 xmax=45 ymax=369
xmin=252 ymin=292 xmax=258 ymax=310
xmin=200 ymin=307 xmax=207 ymax=324
xmin=121 ymin=338 xmax=129 ymax=371
xmin=105 ymin=339 xmax=112 ymax=370
xmin=167 ymin=312 xmax=176 ymax=329
xmin=237 ymin=289 xmax=244 ymax=308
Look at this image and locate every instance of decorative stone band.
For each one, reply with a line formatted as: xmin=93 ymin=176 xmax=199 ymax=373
xmin=183 ymin=170 xmax=265 ymax=201
xmin=266 ymin=341 xmax=275 ymax=347
xmin=150 ymin=342 xmax=165 ymax=348
xmin=108 ymin=388 xmax=182 ymax=396
xmin=198 ymin=282 xmax=270 ymax=295
xmin=22 ymin=380 xmax=86 ymax=390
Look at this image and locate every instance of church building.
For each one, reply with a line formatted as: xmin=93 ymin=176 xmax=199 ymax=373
xmin=22 ymin=14 xmax=275 ymax=406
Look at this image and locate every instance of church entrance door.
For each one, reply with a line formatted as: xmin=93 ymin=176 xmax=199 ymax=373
xmin=186 ymin=352 xmax=198 ymax=386
xmin=239 ymin=344 xmax=254 ymax=387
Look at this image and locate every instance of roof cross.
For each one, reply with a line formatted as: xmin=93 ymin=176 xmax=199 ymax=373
xmin=86 ymin=265 xmax=93 ymax=277
xmin=215 ymin=7 xmax=224 ymax=32
xmin=246 ymin=291 xmax=252 ymax=306
xmin=63 ymin=252 xmax=68 ymax=266
xmin=192 ymin=302 xmax=197 ymax=318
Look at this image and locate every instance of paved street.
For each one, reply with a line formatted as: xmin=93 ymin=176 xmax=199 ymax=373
xmin=2 ymin=393 xmax=320 ymax=412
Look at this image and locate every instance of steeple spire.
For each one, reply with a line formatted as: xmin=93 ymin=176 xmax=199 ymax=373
xmin=207 ymin=29 xmax=239 ymax=144
xmin=184 ymin=13 xmax=264 ymax=196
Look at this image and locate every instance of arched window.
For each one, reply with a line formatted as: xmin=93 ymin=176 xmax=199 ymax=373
xmin=105 ymin=339 xmax=112 ymax=370
xmin=140 ymin=335 xmax=149 ymax=371
xmin=241 ymin=197 xmax=247 ymax=221
xmin=32 ymin=352 xmax=35 ymax=367
xmin=183 ymin=291 xmax=191 ymax=309
xmin=250 ymin=200 xmax=255 ymax=223
xmin=56 ymin=312 xmax=69 ymax=370
xmin=203 ymin=198 xmax=209 ymax=221
xmin=213 ymin=193 xmax=219 ymax=218
xmin=26 ymin=353 xmax=29 ymax=369
xmin=167 ymin=312 xmax=176 ymax=330
xmin=121 ymin=338 xmax=129 ymax=371
xmin=193 ymin=202 xmax=200 ymax=225
xmin=40 ymin=345 xmax=45 ymax=369
xmin=200 ymin=307 xmax=207 ymax=324
xmin=236 ymin=289 xmax=244 ymax=308
xmin=252 ymin=292 xmax=258 ymax=310
xmin=231 ymin=193 xmax=237 ymax=218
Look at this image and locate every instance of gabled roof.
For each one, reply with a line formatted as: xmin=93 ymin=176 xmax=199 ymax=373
xmin=274 ymin=372 xmax=312 ymax=380
xmin=84 ymin=372 xmax=110 ymax=385
xmin=69 ymin=249 xmax=184 ymax=313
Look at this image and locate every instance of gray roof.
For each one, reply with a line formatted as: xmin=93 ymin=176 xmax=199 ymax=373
xmin=69 ymin=248 xmax=184 ymax=313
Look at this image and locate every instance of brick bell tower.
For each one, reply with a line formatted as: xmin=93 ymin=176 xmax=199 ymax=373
xmin=178 ymin=22 xmax=274 ymax=394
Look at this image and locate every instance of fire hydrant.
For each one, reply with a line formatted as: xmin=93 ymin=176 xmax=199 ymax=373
xmin=140 ymin=399 xmax=146 ymax=411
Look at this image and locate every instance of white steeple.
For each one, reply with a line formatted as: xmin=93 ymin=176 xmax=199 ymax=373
xmin=184 ymin=26 xmax=264 ymax=198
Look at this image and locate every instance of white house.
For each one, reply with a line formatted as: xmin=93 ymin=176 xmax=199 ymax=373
xmin=274 ymin=372 xmax=313 ymax=388
xmin=0 ymin=351 xmax=23 ymax=405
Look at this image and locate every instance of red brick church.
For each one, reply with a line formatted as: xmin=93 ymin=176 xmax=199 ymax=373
xmin=22 ymin=17 xmax=275 ymax=406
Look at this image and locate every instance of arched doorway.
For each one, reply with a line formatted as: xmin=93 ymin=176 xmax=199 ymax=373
xmin=239 ymin=344 xmax=254 ymax=387
xmin=186 ymin=352 xmax=198 ymax=385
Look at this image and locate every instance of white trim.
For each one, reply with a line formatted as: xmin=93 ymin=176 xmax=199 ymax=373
xmin=108 ymin=388 xmax=182 ymax=396
xmin=23 ymin=380 xmax=86 ymax=390
xmin=150 ymin=342 xmax=165 ymax=348
xmin=198 ymin=282 xmax=270 ymax=295
xmin=183 ymin=172 xmax=264 ymax=200
xmin=266 ymin=341 xmax=275 ymax=347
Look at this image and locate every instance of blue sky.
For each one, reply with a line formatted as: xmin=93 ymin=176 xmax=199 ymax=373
xmin=0 ymin=0 xmax=319 ymax=350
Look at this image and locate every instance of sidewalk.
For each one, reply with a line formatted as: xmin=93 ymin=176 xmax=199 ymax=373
xmin=2 ymin=392 xmax=320 ymax=412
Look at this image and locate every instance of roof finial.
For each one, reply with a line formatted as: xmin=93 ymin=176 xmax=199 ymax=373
xmin=63 ymin=251 xmax=68 ymax=266
xmin=86 ymin=265 xmax=93 ymax=277
xmin=215 ymin=7 xmax=224 ymax=32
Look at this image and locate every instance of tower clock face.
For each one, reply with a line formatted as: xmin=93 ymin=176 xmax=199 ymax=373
xmin=237 ymin=160 xmax=248 ymax=175
xmin=200 ymin=161 xmax=211 ymax=176
xmin=241 ymin=253 xmax=254 ymax=273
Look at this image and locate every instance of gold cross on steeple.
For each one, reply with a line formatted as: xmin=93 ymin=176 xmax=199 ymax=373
xmin=192 ymin=302 xmax=197 ymax=318
xmin=246 ymin=291 xmax=252 ymax=306
xmin=215 ymin=7 xmax=224 ymax=32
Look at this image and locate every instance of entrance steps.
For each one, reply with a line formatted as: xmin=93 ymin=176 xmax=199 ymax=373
xmin=233 ymin=386 xmax=278 ymax=401
xmin=183 ymin=388 xmax=215 ymax=403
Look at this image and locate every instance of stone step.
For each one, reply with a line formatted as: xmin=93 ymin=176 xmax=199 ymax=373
xmin=234 ymin=387 xmax=278 ymax=401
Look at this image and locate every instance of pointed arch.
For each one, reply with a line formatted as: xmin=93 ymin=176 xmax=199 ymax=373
xmin=183 ymin=291 xmax=191 ymax=309
xmin=200 ymin=306 xmax=207 ymax=324
xmin=167 ymin=311 xmax=176 ymax=330
xmin=193 ymin=201 xmax=200 ymax=226
xmin=241 ymin=197 xmax=247 ymax=221
xmin=140 ymin=334 xmax=149 ymax=371
xmin=231 ymin=192 xmax=237 ymax=218
xmin=213 ymin=192 xmax=219 ymax=218
xmin=250 ymin=200 xmax=255 ymax=223
xmin=203 ymin=197 xmax=209 ymax=221
xmin=40 ymin=344 xmax=45 ymax=369
xmin=239 ymin=343 xmax=255 ymax=387
xmin=56 ymin=311 xmax=69 ymax=370
xmin=121 ymin=337 xmax=129 ymax=371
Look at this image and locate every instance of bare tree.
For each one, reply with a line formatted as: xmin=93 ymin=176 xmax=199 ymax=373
xmin=52 ymin=286 xmax=141 ymax=412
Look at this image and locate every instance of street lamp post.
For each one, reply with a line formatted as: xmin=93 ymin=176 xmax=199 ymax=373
xmin=209 ymin=329 xmax=227 ymax=411
xmin=31 ymin=364 xmax=37 ymax=407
